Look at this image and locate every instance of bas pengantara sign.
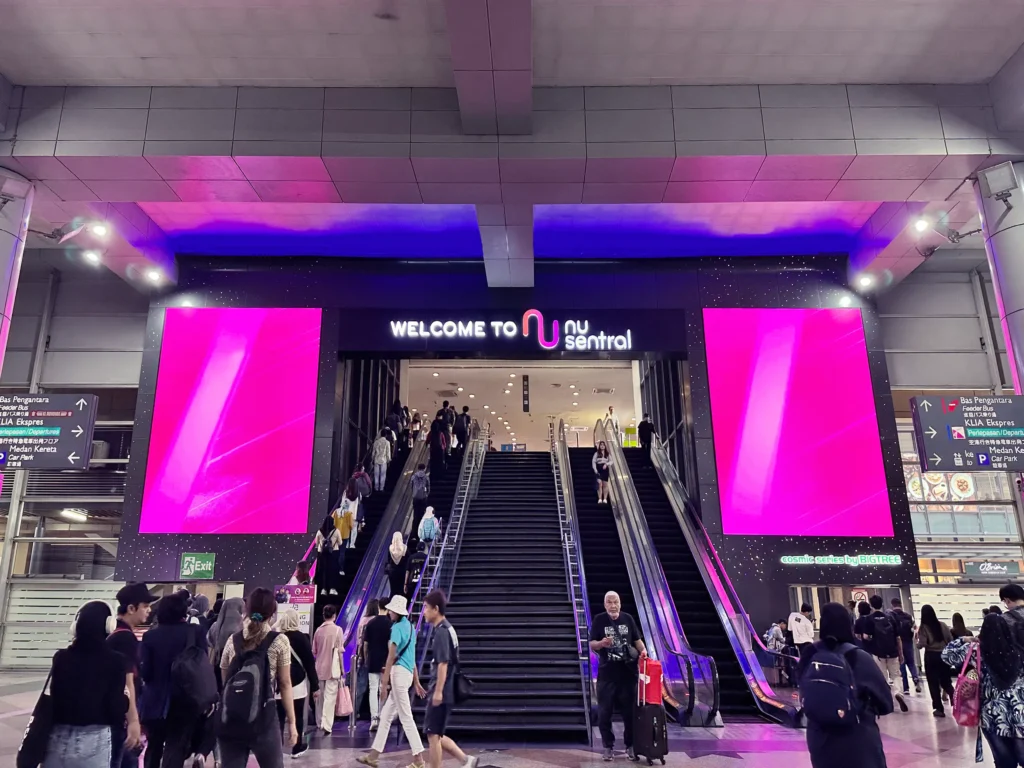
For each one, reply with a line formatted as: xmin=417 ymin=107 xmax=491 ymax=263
xmin=911 ymin=395 xmax=1024 ymax=472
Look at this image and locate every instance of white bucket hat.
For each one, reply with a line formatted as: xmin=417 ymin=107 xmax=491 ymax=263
xmin=385 ymin=595 xmax=410 ymax=616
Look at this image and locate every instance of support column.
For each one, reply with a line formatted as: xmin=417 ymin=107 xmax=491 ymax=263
xmin=0 ymin=169 xmax=33 ymax=378
xmin=976 ymin=163 xmax=1024 ymax=393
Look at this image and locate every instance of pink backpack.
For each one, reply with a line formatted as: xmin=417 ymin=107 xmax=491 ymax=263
xmin=953 ymin=642 xmax=981 ymax=727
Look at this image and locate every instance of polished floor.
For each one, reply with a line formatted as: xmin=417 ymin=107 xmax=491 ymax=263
xmin=0 ymin=671 xmax=995 ymax=766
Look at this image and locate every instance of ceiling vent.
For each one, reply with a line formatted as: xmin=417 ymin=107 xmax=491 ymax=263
xmin=593 ymin=387 xmax=616 ymax=395
xmin=437 ymin=390 xmax=459 ymax=398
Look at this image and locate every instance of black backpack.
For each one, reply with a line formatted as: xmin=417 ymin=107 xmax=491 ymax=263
xmin=170 ymin=625 xmax=219 ymax=711
xmin=800 ymin=643 xmax=862 ymax=728
xmin=220 ymin=632 xmax=278 ymax=740
xmin=891 ymin=609 xmax=913 ymax=641
xmin=869 ymin=613 xmax=898 ymax=657
xmin=1005 ymin=608 xmax=1024 ymax=655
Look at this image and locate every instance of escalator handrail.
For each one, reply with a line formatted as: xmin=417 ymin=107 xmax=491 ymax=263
xmin=648 ymin=437 xmax=799 ymax=719
xmin=552 ymin=420 xmax=594 ymax=742
xmin=336 ymin=440 xmax=428 ymax=649
xmin=593 ymin=420 xmax=715 ymax=723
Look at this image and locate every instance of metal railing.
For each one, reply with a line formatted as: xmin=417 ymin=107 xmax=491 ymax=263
xmin=649 ymin=437 xmax=800 ymax=725
xmin=592 ymin=420 xmax=717 ymax=725
xmin=550 ymin=421 xmax=593 ymax=743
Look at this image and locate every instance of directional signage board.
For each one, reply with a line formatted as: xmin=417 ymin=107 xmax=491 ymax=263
xmin=0 ymin=394 xmax=99 ymax=469
xmin=911 ymin=395 xmax=1024 ymax=472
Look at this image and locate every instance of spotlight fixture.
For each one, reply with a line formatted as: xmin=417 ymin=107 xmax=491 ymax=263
xmin=978 ymin=161 xmax=1017 ymax=212
xmin=857 ymin=275 xmax=874 ymax=289
xmin=839 ymin=296 xmax=852 ymax=307
xmin=146 ymin=269 xmax=162 ymax=284
xmin=60 ymin=508 xmax=88 ymax=523
xmin=89 ymin=222 xmax=109 ymax=237
xmin=181 ymin=299 xmax=194 ymax=307
xmin=83 ymin=250 xmax=101 ymax=265
xmin=914 ymin=218 xmax=929 ymax=233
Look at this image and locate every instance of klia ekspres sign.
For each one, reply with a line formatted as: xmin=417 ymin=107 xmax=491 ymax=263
xmin=390 ymin=309 xmax=633 ymax=352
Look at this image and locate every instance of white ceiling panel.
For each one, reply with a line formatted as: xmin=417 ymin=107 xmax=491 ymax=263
xmin=0 ymin=0 xmax=453 ymax=87
xmin=534 ymin=0 xmax=1024 ymax=85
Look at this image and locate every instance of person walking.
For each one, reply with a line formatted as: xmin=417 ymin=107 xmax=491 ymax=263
xmin=352 ymin=463 xmax=373 ymax=500
xmin=861 ymin=595 xmax=908 ymax=713
xmin=405 ymin=541 xmax=429 ymax=603
xmin=275 ymin=608 xmax=318 ymax=758
xmin=412 ymin=463 xmax=431 ymax=523
xmin=312 ymin=603 xmax=345 ymax=735
xmin=362 ymin=599 xmax=392 ymax=732
xmin=422 ymin=590 xmax=477 ymax=768
xmin=592 ymin=441 xmax=613 ymax=505
xmin=637 ymin=414 xmax=657 ymax=466
xmin=371 ymin=429 xmax=392 ymax=492
xmin=951 ymin=612 xmax=974 ymax=639
xmin=454 ymin=406 xmax=472 ymax=456
xmin=889 ymin=597 xmax=922 ymax=695
xmin=916 ymin=604 xmax=955 ymax=717
xmin=944 ymin=613 xmax=1024 ymax=766
xmin=589 ymin=591 xmax=646 ymax=761
xmin=796 ymin=602 xmax=893 ymax=768
xmin=139 ymin=591 xmax=209 ymax=768
xmin=386 ymin=400 xmax=405 ymax=454
xmin=429 ymin=414 xmax=449 ymax=475
xmin=356 ymin=596 xmax=427 ymax=768
xmin=788 ymin=603 xmax=816 ymax=658
xmin=335 ymin=478 xmax=362 ymax=550
xmin=386 ymin=532 xmax=408 ymax=600
xmin=605 ymin=406 xmax=620 ymax=440
xmin=41 ymin=601 xmax=129 ymax=768
xmin=418 ymin=506 xmax=440 ymax=545
xmin=107 ymin=583 xmax=157 ymax=768
xmin=217 ymin=588 xmax=297 ymax=768
xmin=208 ymin=597 xmax=245 ymax=672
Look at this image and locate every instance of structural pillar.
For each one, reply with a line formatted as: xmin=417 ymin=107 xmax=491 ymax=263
xmin=0 ymin=169 xmax=33 ymax=378
xmin=976 ymin=163 xmax=1024 ymax=394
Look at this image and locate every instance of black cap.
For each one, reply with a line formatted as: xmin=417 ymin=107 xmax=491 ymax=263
xmin=116 ymin=582 xmax=159 ymax=608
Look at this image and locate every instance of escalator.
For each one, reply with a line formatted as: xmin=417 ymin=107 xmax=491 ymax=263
xmin=568 ymin=448 xmax=639 ymax=622
xmin=622 ymin=448 xmax=757 ymax=717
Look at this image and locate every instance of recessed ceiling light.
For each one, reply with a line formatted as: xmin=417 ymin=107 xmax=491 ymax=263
xmin=146 ymin=269 xmax=162 ymax=283
xmin=857 ymin=274 xmax=874 ymax=289
xmin=181 ymin=299 xmax=193 ymax=308
xmin=483 ymin=405 xmax=488 ymax=408
xmin=573 ymin=402 xmax=578 ymax=406
xmin=89 ymin=222 xmax=108 ymax=237
xmin=913 ymin=218 xmax=929 ymax=233
xmin=504 ymin=390 xmax=510 ymax=394
xmin=457 ymin=386 xmax=463 ymax=391
xmin=83 ymin=250 xmax=100 ymax=265
xmin=433 ymin=372 xmax=439 ymax=377
xmin=569 ymin=384 xmax=576 ymax=389
xmin=839 ymin=295 xmax=852 ymax=307
xmin=509 ymin=373 xmax=516 ymax=378
xmin=469 ymin=394 xmax=475 ymax=398
xmin=510 ymin=432 xmax=515 ymax=436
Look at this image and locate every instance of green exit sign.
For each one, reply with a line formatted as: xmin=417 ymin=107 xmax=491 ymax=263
xmin=179 ymin=552 xmax=216 ymax=580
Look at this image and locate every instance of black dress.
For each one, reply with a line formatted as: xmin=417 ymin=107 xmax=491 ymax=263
xmin=386 ymin=553 xmax=407 ymax=600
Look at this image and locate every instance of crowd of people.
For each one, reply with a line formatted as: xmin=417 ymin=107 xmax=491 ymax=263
xmin=780 ymin=583 xmax=1024 ymax=768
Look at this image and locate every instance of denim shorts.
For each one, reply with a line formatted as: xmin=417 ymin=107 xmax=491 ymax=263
xmin=43 ymin=724 xmax=111 ymax=768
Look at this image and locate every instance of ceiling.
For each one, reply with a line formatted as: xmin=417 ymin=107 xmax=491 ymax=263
xmin=407 ymin=360 xmax=637 ymax=450
xmin=0 ymin=0 xmax=1021 ymax=87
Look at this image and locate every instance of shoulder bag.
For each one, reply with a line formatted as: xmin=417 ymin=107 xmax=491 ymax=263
xmin=953 ymin=641 xmax=981 ymax=727
xmin=17 ymin=670 xmax=53 ymax=768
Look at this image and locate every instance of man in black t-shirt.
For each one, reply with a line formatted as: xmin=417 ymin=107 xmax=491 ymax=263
xmin=363 ymin=601 xmax=394 ymax=731
xmin=405 ymin=542 xmax=429 ymax=602
xmin=108 ymin=582 xmax=157 ymax=768
xmin=589 ymin=591 xmax=646 ymax=761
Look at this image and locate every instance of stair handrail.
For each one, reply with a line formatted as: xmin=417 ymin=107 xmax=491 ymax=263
xmin=649 ymin=437 xmax=800 ymax=724
xmin=336 ymin=440 xmax=429 ymax=655
xmin=550 ymin=420 xmax=594 ymax=744
xmin=593 ymin=420 xmax=717 ymax=725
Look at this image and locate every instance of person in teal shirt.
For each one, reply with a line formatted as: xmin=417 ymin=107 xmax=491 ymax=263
xmin=357 ymin=596 xmax=426 ymax=768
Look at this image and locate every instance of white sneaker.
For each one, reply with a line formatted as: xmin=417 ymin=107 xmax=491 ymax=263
xmin=464 ymin=757 xmax=479 ymax=768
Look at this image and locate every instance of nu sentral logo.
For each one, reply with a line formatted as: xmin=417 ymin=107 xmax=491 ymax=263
xmin=179 ymin=552 xmax=216 ymax=579
xmin=780 ymin=554 xmax=903 ymax=567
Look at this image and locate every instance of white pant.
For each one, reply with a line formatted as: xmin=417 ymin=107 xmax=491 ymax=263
xmin=370 ymin=665 xmax=423 ymax=755
xmin=369 ymin=671 xmax=382 ymax=720
xmin=319 ymin=678 xmax=340 ymax=732
xmin=374 ymin=462 xmax=387 ymax=490
xmin=875 ymin=656 xmax=903 ymax=703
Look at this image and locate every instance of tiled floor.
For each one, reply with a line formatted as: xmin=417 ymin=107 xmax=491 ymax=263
xmin=0 ymin=671 xmax=996 ymax=766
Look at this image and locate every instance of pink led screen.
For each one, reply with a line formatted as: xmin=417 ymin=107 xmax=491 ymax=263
xmin=139 ymin=307 xmax=321 ymax=534
xmin=703 ymin=308 xmax=892 ymax=537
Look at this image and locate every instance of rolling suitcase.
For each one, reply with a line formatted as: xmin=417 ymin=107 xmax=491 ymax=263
xmin=633 ymin=662 xmax=668 ymax=766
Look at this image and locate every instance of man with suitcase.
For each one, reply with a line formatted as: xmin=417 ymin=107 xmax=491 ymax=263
xmin=590 ymin=591 xmax=647 ymax=761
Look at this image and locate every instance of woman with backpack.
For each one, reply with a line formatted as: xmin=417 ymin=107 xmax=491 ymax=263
xmin=916 ymin=604 xmax=955 ymax=717
xmin=275 ymin=608 xmax=318 ymax=759
xmin=796 ymin=602 xmax=893 ymax=768
xmin=217 ymin=588 xmax=297 ymax=768
xmin=944 ymin=613 xmax=1024 ymax=765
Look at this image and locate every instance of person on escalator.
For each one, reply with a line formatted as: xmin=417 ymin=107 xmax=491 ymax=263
xmin=637 ymin=414 xmax=657 ymax=466
xmin=454 ymin=406 xmax=472 ymax=456
xmin=315 ymin=513 xmax=346 ymax=597
xmin=429 ymin=415 xmax=449 ymax=476
xmin=352 ymin=464 xmax=372 ymax=500
xmin=412 ymin=464 xmax=431 ymax=523
xmin=335 ymin=479 xmax=361 ymax=550
xmin=592 ymin=441 xmax=613 ymax=505
xmin=372 ymin=429 xmax=392 ymax=492
xmin=386 ymin=532 xmax=408 ymax=600
xmin=589 ymin=591 xmax=646 ymax=762
xmin=404 ymin=541 xmax=429 ymax=603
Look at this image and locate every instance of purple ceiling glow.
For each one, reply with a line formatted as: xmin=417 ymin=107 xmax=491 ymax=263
xmin=533 ymin=202 xmax=882 ymax=258
xmin=137 ymin=201 xmax=883 ymax=259
xmin=139 ymin=202 xmax=484 ymax=257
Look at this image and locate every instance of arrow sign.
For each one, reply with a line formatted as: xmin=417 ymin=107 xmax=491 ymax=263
xmin=930 ymin=453 xmax=942 ymax=466
xmin=76 ymin=398 xmax=87 ymax=410
xmin=72 ymin=425 xmax=84 ymax=437
xmin=920 ymin=399 xmax=932 ymax=412
xmin=67 ymin=452 xmax=79 ymax=464
xmin=925 ymin=427 xmax=937 ymax=439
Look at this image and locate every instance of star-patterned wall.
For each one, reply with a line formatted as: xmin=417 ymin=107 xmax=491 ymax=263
xmin=114 ymin=255 xmax=917 ymax=625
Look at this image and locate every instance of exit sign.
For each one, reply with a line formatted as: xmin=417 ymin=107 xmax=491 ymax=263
xmin=179 ymin=552 xmax=216 ymax=580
